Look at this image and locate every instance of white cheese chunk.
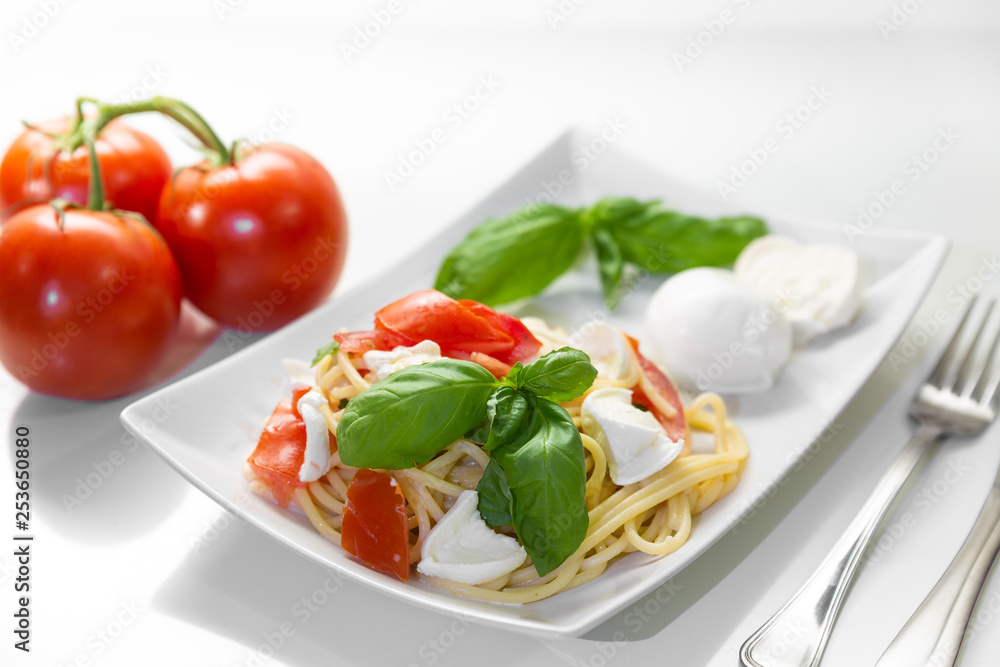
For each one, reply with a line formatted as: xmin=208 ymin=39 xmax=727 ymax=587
xmin=581 ymin=388 xmax=684 ymax=486
xmin=569 ymin=321 xmax=631 ymax=382
xmin=734 ymin=235 xmax=863 ymax=345
xmin=297 ymin=389 xmax=332 ymax=483
xmin=363 ymin=340 xmax=442 ymax=381
xmin=417 ymin=490 xmax=527 ymax=585
xmin=283 ymin=358 xmax=317 ymax=389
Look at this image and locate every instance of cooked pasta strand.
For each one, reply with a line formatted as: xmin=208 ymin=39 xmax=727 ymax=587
xmin=250 ymin=329 xmax=748 ymax=604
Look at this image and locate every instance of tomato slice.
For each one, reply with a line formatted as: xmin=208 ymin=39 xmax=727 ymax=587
xmin=372 ymin=290 xmax=541 ymax=365
xmin=468 ymin=351 xmax=512 ymax=379
xmin=459 ymin=300 xmax=542 ymax=364
xmin=247 ymin=388 xmax=311 ymax=507
xmin=625 ymin=338 xmax=688 ymax=445
xmin=334 ymin=328 xmax=416 ymax=356
xmin=341 ymin=469 xmax=410 ymax=581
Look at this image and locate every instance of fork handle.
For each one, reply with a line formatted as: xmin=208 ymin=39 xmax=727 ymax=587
xmin=875 ymin=468 xmax=1000 ymax=667
xmin=740 ymin=423 xmax=943 ymax=667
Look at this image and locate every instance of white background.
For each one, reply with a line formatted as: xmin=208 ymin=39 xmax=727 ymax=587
xmin=2 ymin=1 xmax=1000 ymax=665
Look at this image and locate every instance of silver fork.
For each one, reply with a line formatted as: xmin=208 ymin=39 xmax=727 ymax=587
xmin=739 ymin=296 xmax=1000 ymax=667
xmin=876 ymin=303 xmax=1000 ymax=667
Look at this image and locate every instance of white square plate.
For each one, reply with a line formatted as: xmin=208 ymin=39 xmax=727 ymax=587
xmin=121 ymin=129 xmax=947 ymax=638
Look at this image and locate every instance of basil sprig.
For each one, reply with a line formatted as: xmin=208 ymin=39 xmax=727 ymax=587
xmin=476 ymin=394 xmax=589 ymax=575
xmin=435 ymin=197 xmax=767 ymax=310
xmin=475 ymin=348 xmax=596 ymax=575
xmin=335 ymin=348 xmax=597 ymax=576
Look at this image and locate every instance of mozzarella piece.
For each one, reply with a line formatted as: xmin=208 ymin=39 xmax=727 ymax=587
xmin=569 ymin=321 xmax=631 ymax=382
xmin=521 ymin=316 xmax=570 ymax=359
xmin=734 ymin=235 xmax=863 ymax=345
xmin=417 ymin=490 xmax=527 ymax=585
xmin=645 ymin=267 xmax=792 ymax=394
xmin=283 ymin=358 xmax=317 ymax=388
xmin=297 ymin=389 xmax=332 ymax=483
xmin=362 ymin=340 xmax=442 ymax=381
xmin=580 ymin=388 xmax=685 ymax=485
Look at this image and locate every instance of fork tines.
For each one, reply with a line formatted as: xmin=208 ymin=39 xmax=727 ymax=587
xmin=928 ymin=295 xmax=1000 ymax=414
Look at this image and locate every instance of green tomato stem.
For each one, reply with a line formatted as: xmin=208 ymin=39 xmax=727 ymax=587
xmin=83 ymin=132 xmax=105 ymax=212
xmin=74 ymin=96 xmax=231 ymax=167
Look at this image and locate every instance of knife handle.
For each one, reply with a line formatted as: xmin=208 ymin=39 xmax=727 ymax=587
xmin=875 ymin=476 xmax=1000 ymax=667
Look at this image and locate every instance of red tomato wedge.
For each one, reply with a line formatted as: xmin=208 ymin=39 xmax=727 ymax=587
xmin=458 ymin=300 xmax=543 ymax=364
xmin=341 ymin=469 xmax=410 ymax=581
xmin=334 ymin=328 xmax=416 ymax=356
xmin=625 ymin=337 xmax=689 ymax=446
xmin=247 ymin=388 xmax=311 ymax=508
xmin=370 ymin=290 xmax=542 ymax=365
xmin=468 ymin=351 xmax=512 ymax=379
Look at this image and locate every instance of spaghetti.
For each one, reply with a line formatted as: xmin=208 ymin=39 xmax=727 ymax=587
xmin=246 ymin=323 xmax=748 ymax=604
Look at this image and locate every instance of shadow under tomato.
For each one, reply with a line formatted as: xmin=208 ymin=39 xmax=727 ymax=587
xmin=10 ymin=390 xmax=190 ymax=543
xmin=6 ymin=301 xmax=251 ymax=543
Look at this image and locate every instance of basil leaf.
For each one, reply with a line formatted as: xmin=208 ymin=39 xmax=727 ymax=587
xmin=434 ymin=204 xmax=584 ymax=306
xmin=476 ymin=458 xmax=513 ymax=528
xmin=519 ymin=348 xmax=597 ymax=403
xmin=493 ymin=396 xmax=588 ymax=576
xmin=336 ymin=360 xmax=498 ymax=469
xmin=604 ymin=204 xmax=767 ymax=273
xmin=311 ymin=340 xmax=340 ymax=367
xmin=591 ymin=227 xmax=624 ymax=311
xmin=583 ymin=197 xmax=663 ymax=232
xmin=483 ymin=385 xmax=530 ymax=452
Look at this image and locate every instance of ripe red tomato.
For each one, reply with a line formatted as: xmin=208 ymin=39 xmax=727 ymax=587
xmin=156 ymin=143 xmax=348 ymax=330
xmin=0 ymin=117 xmax=172 ymax=224
xmin=0 ymin=203 xmax=182 ymax=400
xmin=335 ymin=290 xmax=542 ymax=366
xmin=341 ymin=468 xmax=410 ymax=581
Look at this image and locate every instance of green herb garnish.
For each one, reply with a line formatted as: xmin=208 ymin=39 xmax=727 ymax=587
xmin=335 ymin=349 xmax=598 ymax=576
xmin=311 ymin=340 xmax=341 ymax=367
xmin=435 ymin=197 xmax=767 ymax=310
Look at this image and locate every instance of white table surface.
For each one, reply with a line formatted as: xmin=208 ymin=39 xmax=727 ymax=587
xmin=2 ymin=2 xmax=1000 ymax=665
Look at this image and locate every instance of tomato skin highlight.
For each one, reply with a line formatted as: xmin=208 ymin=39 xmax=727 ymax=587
xmin=372 ymin=290 xmax=542 ymax=365
xmin=0 ymin=204 xmax=182 ymax=400
xmin=248 ymin=388 xmax=311 ymax=508
xmin=0 ymin=117 xmax=172 ymax=224
xmin=156 ymin=143 xmax=348 ymax=330
xmin=341 ymin=469 xmax=410 ymax=581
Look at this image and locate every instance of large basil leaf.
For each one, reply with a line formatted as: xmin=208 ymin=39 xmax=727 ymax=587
xmin=517 ymin=347 xmax=597 ymax=403
xmin=434 ymin=204 xmax=584 ymax=306
xmin=493 ymin=396 xmax=588 ymax=576
xmin=605 ymin=205 xmax=767 ymax=273
xmin=336 ymin=360 xmax=498 ymax=469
